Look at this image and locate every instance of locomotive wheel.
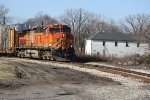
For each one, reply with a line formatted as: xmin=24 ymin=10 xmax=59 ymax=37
xmin=16 ymin=51 xmax=21 ymax=57
xmin=41 ymin=51 xmax=47 ymax=60
xmin=16 ymin=52 xmax=19 ymax=57
xmin=20 ymin=50 xmax=25 ymax=58
xmin=40 ymin=51 xmax=54 ymax=61
xmin=21 ymin=54 xmax=25 ymax=58
xmin=49 ymin=54 xmax=54 ymax=61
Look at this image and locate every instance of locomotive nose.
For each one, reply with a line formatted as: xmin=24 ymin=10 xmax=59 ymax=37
xmin=61 ymin=32 xmax=67 ymax=49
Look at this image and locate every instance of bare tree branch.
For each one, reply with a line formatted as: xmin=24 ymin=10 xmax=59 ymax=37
xmin=0 ymin=5 xmax=9 ymax=25
xmin=24 ymin=11 xmax=58 ymax=28
xmin=120 ymin=14 xmax=150 ymax=35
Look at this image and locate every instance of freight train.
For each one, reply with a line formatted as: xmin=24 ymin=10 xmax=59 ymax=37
xmin=0 ymin=24 xmax=75 ymax=61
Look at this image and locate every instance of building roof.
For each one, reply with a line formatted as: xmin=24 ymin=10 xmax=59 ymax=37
xmin=90 ymin=32 xmax=142 ymax=42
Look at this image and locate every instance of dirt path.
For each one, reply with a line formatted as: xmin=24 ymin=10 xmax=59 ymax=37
xmin=0 ymin=60 xmax=120 ymax=100
xmin=9 ymin=61 xmax=120 ymax=85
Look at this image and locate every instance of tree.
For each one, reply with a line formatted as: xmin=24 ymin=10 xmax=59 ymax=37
xmin=0 ymin=5 xmax=9 ymax=25
xmin=120 ymin=14 xmax=150 ymax=44
xmin=0 ymin=5 xmax=11 ymax=52
xmin=25 ymin=11 xmax=58 ymax=28
xmin=60 ymin=8 xmax=121 ymax=53
xmin=24 ymin=18 xmax=35 ymax=28
xmin=83 ymin=17 xmax=121 ymax=35
xmin=120 ymin=14 xmax=150 ymax=35
xmin=60 ymin=8 xmax=95 ymax=53
xmin=105 ymin=19 xmax=121 ymax=33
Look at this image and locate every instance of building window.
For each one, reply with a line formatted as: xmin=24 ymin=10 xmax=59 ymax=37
xmin=115 ymin=42 xmax=118 ymax=47
xmin=103 ymin=41 xmax=105 ymax=46
xmin=126 ymin=42 xmax=129 ymax=47
xmin=137 ymin=43 xmax=140 ymax=47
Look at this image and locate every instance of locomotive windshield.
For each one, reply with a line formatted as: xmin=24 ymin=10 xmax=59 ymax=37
xmin=61 ymin=28 xmax=71 ymax=33
xmin=50 ymin=28 xmax=60 ymax=34
xmin=49 ymin=27 xmax=71 ymax=34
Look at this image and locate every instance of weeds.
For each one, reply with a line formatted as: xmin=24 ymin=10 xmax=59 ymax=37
xmin=76 ymin=53 xmax=150 ymax=67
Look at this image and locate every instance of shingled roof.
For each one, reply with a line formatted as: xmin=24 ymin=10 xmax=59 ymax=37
xmin=90 ymin=32 xmax=138 ymax=42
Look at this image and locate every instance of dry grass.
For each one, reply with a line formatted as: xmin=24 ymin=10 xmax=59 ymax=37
xmin=75 ymin=54 xmax=115 ymax=63
xmin=0 ymin=63 xmax=15 ymax=80
xmin=76 ymin=54 xmax=150 ymax=66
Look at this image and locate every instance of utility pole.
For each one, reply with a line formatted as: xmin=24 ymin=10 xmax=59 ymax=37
xmin=2 ymin=17 xmax=7 ymax=53
xmin=3 ymin=17 xmax=6 ymax=25
xmin=78 ymin=8 xmax=82 ymax=53
xmin=41 ymin=20 xmax=44 ymax=29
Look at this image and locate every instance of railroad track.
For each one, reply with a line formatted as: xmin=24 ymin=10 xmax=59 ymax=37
xmin=3 ymin=57 xmax=150 ymax=83
xmin=56 ymin=61 xmax=150 ymax=83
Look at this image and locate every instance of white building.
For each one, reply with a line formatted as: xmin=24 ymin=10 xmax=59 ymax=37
xmin=85 ymin=32 xmax=150 ymax=57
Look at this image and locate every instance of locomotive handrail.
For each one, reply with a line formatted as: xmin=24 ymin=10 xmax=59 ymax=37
xmin=51 ymin=41 xmax=61 ymax=49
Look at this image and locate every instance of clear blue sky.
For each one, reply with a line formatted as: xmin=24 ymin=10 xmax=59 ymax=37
xmin=0 ymin=0 xmax=150 ymax=24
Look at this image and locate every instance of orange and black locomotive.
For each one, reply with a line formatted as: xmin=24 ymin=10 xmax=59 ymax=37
xmin=0 ymin=24 xmax=75 ymax=61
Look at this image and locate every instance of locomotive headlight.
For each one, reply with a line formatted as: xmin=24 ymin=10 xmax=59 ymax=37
xmin=62 ymin=33 xmax=66 ymax=38
xmin=49 ymin=44 xmax=52 ymax=46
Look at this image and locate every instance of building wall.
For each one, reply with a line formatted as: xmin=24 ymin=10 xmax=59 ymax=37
xmin=0 ymin=26 xmax=2 ymax=51
xmin=85 ymin=40 xmax=150 ymax=57
xmin=85 ymin=39 xmax=92 ymax=55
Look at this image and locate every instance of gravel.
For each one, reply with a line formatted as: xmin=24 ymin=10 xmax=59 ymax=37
xmin=86 ymin=62 xmax=150 ymax=74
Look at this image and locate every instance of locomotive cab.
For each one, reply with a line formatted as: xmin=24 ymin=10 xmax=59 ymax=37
xmin=46 ymin=24 xmax=75 ymax=60
xmin=46 ymin=25 xmax=74 ymax=47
